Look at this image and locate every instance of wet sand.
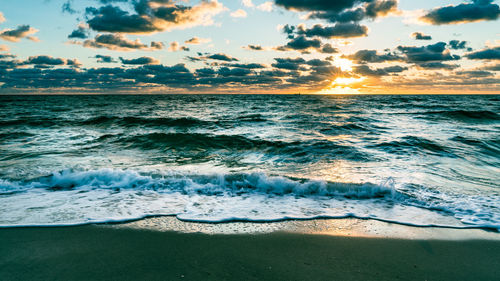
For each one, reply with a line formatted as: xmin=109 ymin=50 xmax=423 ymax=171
xmin=1 ymin=222 xmax=500 ymax=281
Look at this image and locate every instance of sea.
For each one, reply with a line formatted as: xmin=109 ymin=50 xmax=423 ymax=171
xmin=0 ymin=94 xmax=498 ymax=230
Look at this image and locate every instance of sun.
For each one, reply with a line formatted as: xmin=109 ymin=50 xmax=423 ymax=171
xmin=334 ymin=58 xmax=354 ymax=71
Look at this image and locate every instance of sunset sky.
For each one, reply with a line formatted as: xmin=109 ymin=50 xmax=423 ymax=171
xmin=0 ymin=0 xmax=499 ymax=94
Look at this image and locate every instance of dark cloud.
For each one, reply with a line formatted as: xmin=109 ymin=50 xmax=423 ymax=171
xmin=345 ymin=49 xmax=402 ymax=63
xmin=271 ymin=57 xmax=306 ymax=70
xmin=244 ymin=44 xmax=264 ymax=51
xmin=150 ymin=41 xmax=165 ymax=50
xmin=119 ymin=56 xmax=159 ymax=65
xmin=295 ymin=23 xmax=368 ymax=39
xmin=320 ymin=43 xmax=339 ymax=54
xmin=79 ymin=33 xmax=161 ymax=51
xmin=184 ymin=37 xmax=210 ymax=45
xmin=275 ymin=0 xmax=367 ymax=13
xmin=27 ymin=56 xmax=66 ymax=65
xmin=217 ymin=67 xmax=252 ymax=77
xmin=448 ymin=40 xmax=471 ymax=50
xmin=276 ymin=35 xmax=338 ymax=54
xmin=455 ymin=70 xmax=493 ymax=77
xmin=0 ymin=25 xmax=39 ymax=42
xmin=206 ymin=53 xmax=239 ymax=61
xmin=365 ymin=0 xmax=398 ymax=18
xmin=94 ymin=55 xmax=117 ymax=63
xmin=277 ymin=35 xmax=321 ymax=51
xmin=83 ymin=0 xmax=225 ymax=34
xmin=306 ymin=0 xmax=398 ymax=23
xmin=225 ymin=63 xmax=267 ymax=69
xmin=0 ymin=55 xmax=344 ymax=92
xmin=465 ymin=46 xmax=500 ymax=60
xmin=420 ymin=0 xmax=500 ymax=25
xmin=397 ymin=42 xmax=460 ymax=62
xmin=416 ymin=62 xmax=459 ymax=70
xmin=86 ymin=5 xmax=157 ymax=33
xmin=68 ymin=25 xmax=90 ymax=39
xmin=412 ymin=32 xmax=432 ymax=40
xmin=481 ymin=63 xmax=500 ymax=71
xmin=62 ymin=1 xmax=77 ymax=14
xmin=0 ymin=54 xmax=16 ymax=59
xmin=354 ymin=64 xmax=407 ymax=76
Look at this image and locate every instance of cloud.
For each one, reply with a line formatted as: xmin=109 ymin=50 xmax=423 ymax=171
xmin=68 ymin=24 xmax=90 ymax=39
xmin=168 ymin=41 xmax=189 ymax=52
xmin=0 ymin=25 xmax=39 ymax=42
xmin=257 ymin=2 xmax=273 ymax=12
xmin=420 ymin=0 xmax=500 ymax=25
xmin=277 ymin=35 xmax=321 ymax=51
xmin=94 ymin=55 xmax=117 ymax=63
xmin=150 ymin=41 xmax=165 ymax=50
xmin=0 ymin=45 xmax=9 ymax=52
xmin=465 ymin=46 xmax=500 ymax=60
xmin=307 ymin=0 xmax=398 ymax=23
xmin=0 ymin=12 xmax=5 ymax=24
xmin=274 ymin=0 xmax=362 ymax=12
xmin=231 ymin=9 xmax=247 ymax=18
xmin=397 ymin=42 xmax=460 ymax=62
xmin=481 ymin=63 xmax=500 ymax=71
xmin=448 ymin=40 xmax=471 ymax=50
xmin=242 ymin=0 xmax=254 ymax=8
xmin=454 ymin=70 xmax=493 ymax=77
xmin=85 ymin=0 xmax=227 ymax=34
xmin=412 ymin=32 xmax=432 ymax=40
xmin=271 ymin=57 xmax=306 ymax=70
xmin=354 ymin=64 xmax=407 ymax=76
xmin=79 ymin=33 xmax=163 ymax=51
xmin=185 ymin=37 xmax=211 ymax=45
xmin=62 ymin=1 xmax=77 ymax=14
xmin=276 ymin=35 xmax=339 ymax=54
xmin=22 ymin=55 xmax=82 ymax=68
xmin=295 ymin=23 xmax=368 ymax=39
xmin=345 ymin=49 xmax=402 ymax=63
xmin=416 ymin=62 xmax=459 ymax=70
xmin=207 ymin=53 xmax=238 ymax=61
xmin=119 ymin=56 xmax=159 ymax=65
xmin=224 ymin=63 xmax=266 ymax=69
xmin=27 ymin=56 xmax=66 ymax=65
xmin=244 ymin=44 xmax=264 ymax=51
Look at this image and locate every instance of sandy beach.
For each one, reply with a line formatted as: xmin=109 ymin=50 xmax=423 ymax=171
xmin=1 ymin=219 xmax=499 ymax=281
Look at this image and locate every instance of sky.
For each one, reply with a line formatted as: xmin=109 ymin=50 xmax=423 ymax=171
xmin=0 ymin=0 xmax=499 ymax=94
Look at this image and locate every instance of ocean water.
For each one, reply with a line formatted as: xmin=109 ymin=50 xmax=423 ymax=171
xmin=0 ymin=94 xmax=499 ymax=230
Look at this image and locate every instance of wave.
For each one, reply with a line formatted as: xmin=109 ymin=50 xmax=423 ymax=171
xmin=91 ymin=132 xmax=368 ymax=161
xmin=370 ymin=136 xmax=453 ymax=156
xmin=80 ymin=116 xmax=215 ymax=128
xmin=0 ymin=169 xmax=498 ymax=230
xmin=1 ymin=169 xmax=398 ymax=199
xmin=419 ymin=110 xmax=500 ymax=122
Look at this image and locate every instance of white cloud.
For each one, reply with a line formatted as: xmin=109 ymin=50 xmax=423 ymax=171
xmin=230 ymin=9 xmax=248 ymax=18
xmin=242 ymin=0 xmax=254 ymax=8
xmin=0 ymin=12 xmax=5 ymax=24
xmin=257 ymin=2 xmax=273 ymax=12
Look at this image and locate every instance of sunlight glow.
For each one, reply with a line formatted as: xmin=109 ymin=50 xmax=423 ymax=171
xmin=332 ymin=77 xmax=365 ymax=85
xmin=334 ymin=58 xmax=354 ymax=71
xmin=315 ymin=86 xmax=361 ymax=95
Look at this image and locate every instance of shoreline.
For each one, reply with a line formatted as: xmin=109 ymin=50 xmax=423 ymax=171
xmin=1 ymin=220 xmax=500 ymax=281
xmin=113 ymin=216 xmax=500 ymax=240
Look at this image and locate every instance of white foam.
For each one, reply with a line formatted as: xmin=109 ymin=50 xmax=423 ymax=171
xmin=0 ymin=169 xmax=498 ymax=231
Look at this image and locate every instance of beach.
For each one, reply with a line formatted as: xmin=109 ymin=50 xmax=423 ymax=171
xmin=1 ymin=218 xmax=499 ymax=281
